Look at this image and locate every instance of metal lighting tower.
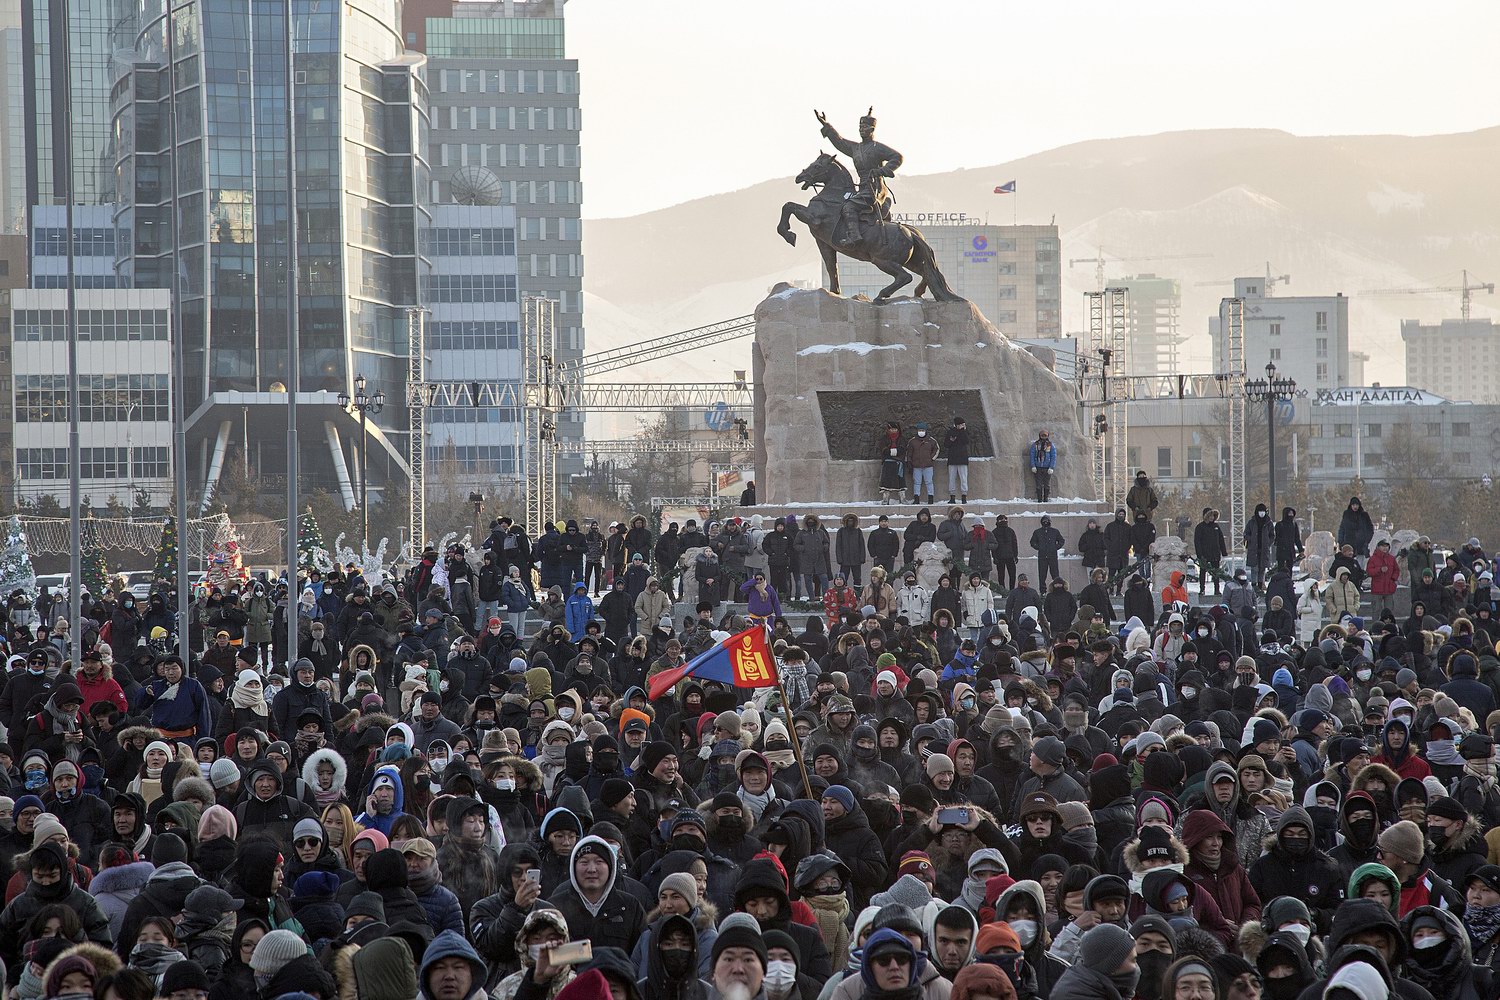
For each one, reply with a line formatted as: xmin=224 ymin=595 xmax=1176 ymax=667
xmin=1083 ymin=288 xmax=1129 ymax=509
xmin=60 ymin=0 xmax=81 ymax=639
xmin=523 ymin=296 xmax=560 ymax=538
xmin=338 ymin=374 xmax=384 ymax=549
xmin=284 ymin=0 xmax=300 ymax=668
xmin=405 ymin=306 xmax=432 ymax=555
xmin=1221 ymin=298 xmax=1247 ymax=548
xmin=1243 ymin=361 xmax=1300 ymax=518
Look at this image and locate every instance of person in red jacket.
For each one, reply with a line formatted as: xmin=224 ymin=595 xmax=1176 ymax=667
xmin=1160 ymin=571 xmax=1189 ymax=608
xmin=74 ymin=648 xmax=127 ymax=715
xmin=1367 ymin=538 xmax=1400 ymax=618
xmin=1181 ymin=808 xmax=1263 ymax=927
xmin=1373 ymin=717 xmax=1431 ymax=782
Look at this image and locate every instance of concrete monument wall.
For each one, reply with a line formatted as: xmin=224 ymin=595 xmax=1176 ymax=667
xmin=753 ymin=286 xmax=1096 ymax=504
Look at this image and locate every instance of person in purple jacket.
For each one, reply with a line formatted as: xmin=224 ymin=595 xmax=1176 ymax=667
xmin=739 ymin=570 xmax=783 ymax=625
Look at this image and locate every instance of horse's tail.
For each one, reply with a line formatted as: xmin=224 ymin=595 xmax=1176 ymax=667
xmin=910 ymin=228 xmax=958 ymax=301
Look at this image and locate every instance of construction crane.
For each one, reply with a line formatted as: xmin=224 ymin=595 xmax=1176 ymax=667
xmin=1195 ymin=262 xmax=1291 ymax=295
xmin=1067 ymin=249 xmax=1213 ymax=292
xmin=1365 ymin=269 xmax=1495 ymax=321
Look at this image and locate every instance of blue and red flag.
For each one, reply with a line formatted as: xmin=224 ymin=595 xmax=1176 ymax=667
xmin=647 ymin=626 xmax=779 ymax=702
xmin=993 ymin=180 xmax=1016 ymax=194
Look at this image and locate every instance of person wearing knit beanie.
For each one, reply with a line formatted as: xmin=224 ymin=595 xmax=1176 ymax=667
xmin=1076 ymin=923 xmax=1138 ymax=984
xmin=31 ymin=813 xmax=66 ymax=847
xmin=926 ymin=753 xmax=955 ymax=780
xmin=712 ymin=711 xmax=742 ymax=741
xmin=160 ymin=960 xmax=211 ymax=995
xmin=639 ymin=741 xmax=675 ymax=777
xmin=823 ymin=785 xmax=855 ymax=817
xmin=712 ymin=916 xmax=769 ymax=968
xmin=1377 ymin=819 xmax=1426 ymax=868
xmin=209 ymin=757 xmax=241 ymax=790
xmin=598 ymin=778 xmax=633 ymax=810
xmin=975 ymin=921 xmax=1021 ymax=955
xmin=901 ymin=784 xmax=937 ymax=815
xmin=250 ymin=928 xmax=307 ymax=976
xmin=660 ymin=871 xmax=699 ymax=909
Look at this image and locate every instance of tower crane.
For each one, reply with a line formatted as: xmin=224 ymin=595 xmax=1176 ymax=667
xmin=1195 ymin=262 xmax=1291 ymax=295
xmin=1364 ymin=269 xmax=1495 ymax=321
xmin=1067 ymin=249 xmax=1212 ymax=292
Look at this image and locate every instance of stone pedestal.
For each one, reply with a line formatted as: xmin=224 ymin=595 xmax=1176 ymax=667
xmin=753 ymin=286 xmax=1095 ymax=505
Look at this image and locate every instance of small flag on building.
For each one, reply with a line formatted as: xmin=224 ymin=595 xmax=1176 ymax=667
xmin=993 ymin=181 xmax=1016 ymax=194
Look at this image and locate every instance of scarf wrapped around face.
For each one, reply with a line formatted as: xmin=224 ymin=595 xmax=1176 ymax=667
xmin=231 ymin=681 xmax=267 ymax=713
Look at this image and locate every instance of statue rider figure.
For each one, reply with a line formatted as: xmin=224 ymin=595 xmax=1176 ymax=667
xmin=815 ymin=107 xmax=903 ymax=248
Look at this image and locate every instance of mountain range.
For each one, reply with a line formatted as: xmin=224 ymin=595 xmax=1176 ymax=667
xmin=581 ymin=125 xmax=1500 ymax=427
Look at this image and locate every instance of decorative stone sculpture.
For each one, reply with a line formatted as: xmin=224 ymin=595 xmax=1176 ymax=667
xmin=1305 ymin=530 xmax=1337 ymax=561
xmin=1151 ymin=536 xmax=1189 ymax=590
xmin=913 ymin=540 xmax=952 ymax=592
xmin=677 ymin=546 xmax=705 ymax=608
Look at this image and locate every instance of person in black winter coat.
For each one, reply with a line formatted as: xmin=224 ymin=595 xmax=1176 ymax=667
xmin=1337 ymin=497 xmax=1375 ymax=558
xmin=729 ymin=857 xmax=832 ymax=983
xmin=903 ymin=508 xmax=937 ymax=565
xmin=545 ymin=835 xmax=644 ymax=955
xmin=834 ymin=514 xmax=867 ymax=587
xmin=1247 ymin=806 xmax=1345 ymax=931
xmin=1077 ymin=520 xmax=1108 ymax=573
xmin=867 ymin=516 xmax=901 ymax=576
xmin=1042 ymin=580 xmax=1078 ymax=639
xmin=1274 ymin=508 xmax=1304 ymax=573
xmin=1123 ymin=574 xmax=1156 ymax=626
xmin=1194 ymin=509 xmax=1229 ymax=597
xmin=819 ymin=786 xmax=888 ymax=911
xmin=1129 ymin=513 xmax=1156 ymax=568
xmin=1030 ymin=517 xmax=1064 ymax=587
xmin=991 ymin=515 xmax=1020 ymax=590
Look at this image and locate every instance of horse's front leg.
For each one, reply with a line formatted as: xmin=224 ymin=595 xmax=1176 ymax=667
xmin=777 ymin=202 xmax=804 ymax=246
xmin=820 ymin=240 xmax=841 ymax=295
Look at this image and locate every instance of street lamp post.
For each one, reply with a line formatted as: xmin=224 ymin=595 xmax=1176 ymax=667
xmin=1243 ymin=361 xmax=1300 ymax=516
xmin=338 ymin=375 xmax=384 ymax=551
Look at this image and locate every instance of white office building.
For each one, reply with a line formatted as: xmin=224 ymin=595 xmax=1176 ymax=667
xmin=1211 ymin=277 xmax=1350 ymax=391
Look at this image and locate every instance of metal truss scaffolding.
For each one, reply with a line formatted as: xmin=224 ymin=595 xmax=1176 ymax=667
xmin=524 ymin=296 xmax=560 ymax=539
xmin=1081 ymin=289 xmax=1130 ymax=509
xmin=1223 ymin=296 xmax=1247 ymax=551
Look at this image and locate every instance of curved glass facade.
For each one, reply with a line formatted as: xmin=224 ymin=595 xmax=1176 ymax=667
xmin=113 ymin=0 xmax=428 ymax=452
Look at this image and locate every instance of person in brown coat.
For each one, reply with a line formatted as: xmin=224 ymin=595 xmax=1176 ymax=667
xmin=1181 ymin=808 xmax=1262 ymax=928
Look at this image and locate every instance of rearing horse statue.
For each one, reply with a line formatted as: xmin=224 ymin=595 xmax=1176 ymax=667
xmin=777 ymin=153 xmax=961 ymax=303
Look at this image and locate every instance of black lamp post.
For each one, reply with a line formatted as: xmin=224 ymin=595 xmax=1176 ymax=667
xmin=1243 ymin=361 xmax=1299 ymax=516
xmin=338 ymin=374 xmax=384 ymax=549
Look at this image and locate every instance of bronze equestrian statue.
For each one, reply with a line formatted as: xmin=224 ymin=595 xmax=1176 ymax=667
xmin=777 ymin=107 xmax=961 ymax=303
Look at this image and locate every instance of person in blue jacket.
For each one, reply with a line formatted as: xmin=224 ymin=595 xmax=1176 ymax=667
xmin=354 ymin=764 xmax=406 ymax=837
xmin=564 ymin=582 xmax=595 ymax=643
xmin=135 ymin=654 xmax=213 ymax=740
xmin=940 ymin=638 xmax=980 ymax=686
xmin=1029 ymin=429 xmax=1058 ymax=502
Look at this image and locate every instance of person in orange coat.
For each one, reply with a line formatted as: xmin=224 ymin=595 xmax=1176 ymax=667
xmin=1160 ymin=570 xmax=1189 ymax=607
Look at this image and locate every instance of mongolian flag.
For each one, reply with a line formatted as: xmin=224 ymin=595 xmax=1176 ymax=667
xmin=647 ymin=626 xmax=779 ymax=701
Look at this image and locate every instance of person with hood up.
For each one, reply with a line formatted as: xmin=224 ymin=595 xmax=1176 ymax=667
xmin=1324 ymin=566 xmax=1361 ymax=622
xmin=1248 ymin=806 xmax=1345 ymax=930
xmin=1274 ymin=508 xmax=1303 ymax=573
xmin=856 ymin=927 xmax=932 ymax=1000
xmin=234 ymin=759 xmax=312 ymax=842
xmin=0 ymin=842 xmax=112 ymax=966
xmin=355 ymin=765 xmax=407 ymax=837
xmin=1328 ymin=791 xmax=1382 ymax=880
xmin=729 ymin=856 xmax=832 ymax=984
xmin=490 ymin=907 xmax=573 ymax=1000
xmin=1337 ymin=498 xmax=1375 ymax=558
xmin=436 ymin=796 xmax=502 ymax=920
xmin=417 ymin=930 xmax=489 ymax=1000
xmin=1400 ymin=904 xmax=1491 ymax=1000
xmin=1181 ymin=809 xmax=1261 ymax=927
xmin=1373 ymin=716 xmax=1430 ymax=782
xmin=545 ymin=835 xmax=643 ymax=954
xmin=1283 ymin=897 xmax=1425 ymax=1000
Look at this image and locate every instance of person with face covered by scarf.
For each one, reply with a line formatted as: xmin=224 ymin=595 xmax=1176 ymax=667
xmin=792 ymin=854 xmax=852 ymax=971
xmin=1050 ymin=923 xmax=1140 ymax=1000
xmin=1248 ymin=807 xmax=1346 ymax=931
xmin=214 ymin=669 xmax=269 ymax=741
xmin=302 ymin=614 xmax=341 ymax=680
xmin=1402 ymin=905 xmax=1493 ymax=1000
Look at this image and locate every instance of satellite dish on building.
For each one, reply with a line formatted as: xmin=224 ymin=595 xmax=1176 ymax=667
xmin=449 ymin=167 xmax=504 ymax=206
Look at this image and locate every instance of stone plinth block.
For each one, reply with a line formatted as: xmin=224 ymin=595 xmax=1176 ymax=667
xmin=753 ymin=287 xmax=1096 ymax=505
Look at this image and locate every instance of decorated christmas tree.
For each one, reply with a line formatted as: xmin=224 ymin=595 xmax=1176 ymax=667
xmin=298 ymin=507 xmax=327 ymax=571
xmin=205 ymin=529 xmax=248 ymax=591
xmin=0 ymin=515 xmax=36 ymax=596
xmin=153 ymin=512 xmax=179 ymax=585
xmin=81 ymin=518 xmax=111 ymax=597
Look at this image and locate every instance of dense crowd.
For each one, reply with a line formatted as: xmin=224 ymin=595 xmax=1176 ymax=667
xmin=1 ymin=498 xmax=1499 ymax=1000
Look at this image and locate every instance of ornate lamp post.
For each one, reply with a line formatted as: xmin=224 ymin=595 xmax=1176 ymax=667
xmin=338 ymin=375 xmax=384 ymax=549
xmin=1243 ymin=361 xmax=1299 ymax=516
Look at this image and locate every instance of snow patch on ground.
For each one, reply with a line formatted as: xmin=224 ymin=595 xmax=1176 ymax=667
xmin=770 ymin=286 xmax=802 ymax=300
xmin=796 ymin=342 xmax=907 ymax=357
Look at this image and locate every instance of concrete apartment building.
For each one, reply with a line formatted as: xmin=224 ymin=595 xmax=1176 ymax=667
xmin=825 ymin=218 xmax=1062 ymax=340
xmin=1212 ymin=276 xmax=1350 ymax=392
xmin=1403 ymin=318 xmax=1500 ymax=403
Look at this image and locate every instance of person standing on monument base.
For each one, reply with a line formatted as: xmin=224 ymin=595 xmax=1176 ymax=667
xmin=906 ymin=423 xmax=940 ymax=505
xmin=944 ymin=416 xmax=971 ymax=504
xmin=1029 ymin=430 xmax=1057 ymax=502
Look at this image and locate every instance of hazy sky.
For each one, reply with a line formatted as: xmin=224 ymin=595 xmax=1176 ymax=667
xmin=568 ymin=0 xmax=1500 ymax=219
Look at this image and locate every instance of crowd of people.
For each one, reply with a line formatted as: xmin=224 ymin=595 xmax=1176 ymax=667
xmin=0 ymin=494 xmax=1498 ymax=1000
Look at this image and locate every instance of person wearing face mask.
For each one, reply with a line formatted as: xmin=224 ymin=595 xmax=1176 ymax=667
xmin=1252 ymin=931 xmax=1315 ymax=1000
xmin=0 ymin=652 xmax=55 ymax=738
xmin=1249 ymin=808 xmax=1346 ymax=931
xmin=490 ymin=906 xmax=574 ymax=1000
xmin=1051 ymin=923 xmax=1140 ymax=1000
xmin=1400 ymin=906 xmax=1491 ymax=1000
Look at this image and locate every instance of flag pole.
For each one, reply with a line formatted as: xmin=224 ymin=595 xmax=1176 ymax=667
xmin=774 ymin=674 xmax=816 ymax=800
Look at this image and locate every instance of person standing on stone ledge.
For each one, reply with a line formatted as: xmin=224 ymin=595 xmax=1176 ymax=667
xmin=1126 ymin=471 xmax=1159 ymax=521
xmin=1031 ymin=515 xmax=1065 ymax=588
xmin=944 ymin=416 xmax=971 ymax=504
xmin=906 ymin=423 xmax=940 ymax=505
xmin=1029 ymin=430 xmax=1057 ymax=502
xmin=877 ymin=421 xmax=905 ymax=505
